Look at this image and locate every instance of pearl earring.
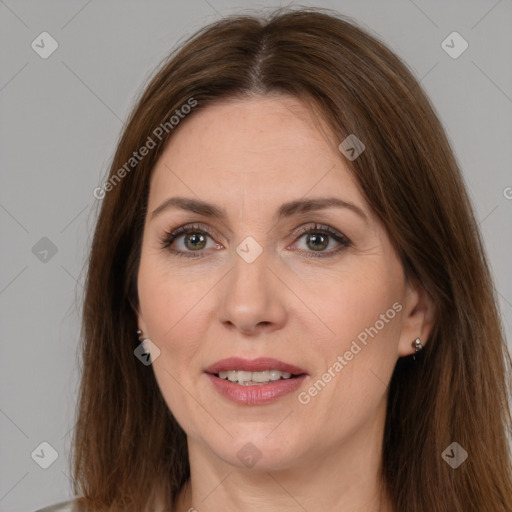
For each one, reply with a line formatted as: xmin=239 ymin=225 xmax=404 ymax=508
xmin=411 ymin=338 xmax=423 ymax=360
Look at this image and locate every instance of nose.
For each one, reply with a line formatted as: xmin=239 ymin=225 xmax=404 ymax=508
xmin=216 ymin=247 xmax=287 ymax=336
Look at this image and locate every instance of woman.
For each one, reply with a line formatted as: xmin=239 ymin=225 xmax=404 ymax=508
xmin=36 ymin=6 xmax=512 ymax=512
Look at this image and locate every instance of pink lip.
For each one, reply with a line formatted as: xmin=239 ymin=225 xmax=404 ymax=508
xmin=206 ymin=373 xmax=307 ymax=405
xmin=204 ymin=357 xmax=308 ymax=406
xmin=204 ymin=357 xmax=307 ymax=375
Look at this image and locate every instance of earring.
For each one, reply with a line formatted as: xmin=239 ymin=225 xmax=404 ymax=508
xmin=412 ymin=338 xmax=422 ymax=351
xmin=411 ymin=338 xmax=422 ymax=360
xmin=136 ymin=329 xmax=143 ymax=340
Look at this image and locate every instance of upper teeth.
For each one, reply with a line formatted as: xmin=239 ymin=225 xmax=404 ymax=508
xmin=218 ymin=370 xmax=293 ymax=385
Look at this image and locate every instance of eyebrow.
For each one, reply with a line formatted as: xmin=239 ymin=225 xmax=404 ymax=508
xmin=151 ymin=196 xmax=368 ymax=222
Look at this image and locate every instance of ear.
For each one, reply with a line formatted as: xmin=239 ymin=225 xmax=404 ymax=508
xmin=397 ymin=278 xmax=436 ymax=357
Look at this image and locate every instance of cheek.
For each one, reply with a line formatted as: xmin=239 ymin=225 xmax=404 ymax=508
xmin=298 ymin=259 xmax=403 ymax=410
xmin=137 ymin=249 xmax=212 ymax=344
xmin=138 ymin=259 xmax=211 ymax=433
xmin=298 ymin=257 xmax=403 ymax=349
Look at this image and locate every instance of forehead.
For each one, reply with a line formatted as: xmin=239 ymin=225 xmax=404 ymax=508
xmin=147 ymin=95 xmax=364 ymax=213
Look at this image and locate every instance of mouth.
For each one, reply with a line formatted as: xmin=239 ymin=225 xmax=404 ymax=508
xmin=214 ymin=369 xmax=301 ymax=386
xmin=205 ymin=357 xmax=307 ymax=383
xmin=204 ymin=357 xmax=308 ymax=404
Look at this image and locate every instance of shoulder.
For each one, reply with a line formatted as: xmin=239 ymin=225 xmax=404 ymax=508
xmin=33 ymin=498 xmax=79 ymax=512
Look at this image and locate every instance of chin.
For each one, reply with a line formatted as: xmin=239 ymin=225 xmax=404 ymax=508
xmin=205 ymin=428 xmax=304 ymax=471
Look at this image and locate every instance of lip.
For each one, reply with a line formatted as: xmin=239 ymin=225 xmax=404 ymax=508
xmin=206 ymin=373 xmax=308 ymax=405
xmin=204 ymin=357 xmax=308 ymax=406
xmin=204 ymin=357 xmax=307 ymax=375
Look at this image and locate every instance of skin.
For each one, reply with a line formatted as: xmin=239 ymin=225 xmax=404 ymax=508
xmin=136 ymin=95 xmax=435 ymax=512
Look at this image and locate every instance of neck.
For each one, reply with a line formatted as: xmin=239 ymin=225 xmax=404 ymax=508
xmin=175 ymin=465 xmax=393 ymax=512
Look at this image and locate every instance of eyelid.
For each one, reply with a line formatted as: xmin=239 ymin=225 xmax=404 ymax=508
xmin=288 ymin=223 xmax=351 ymax=258
xmin=159 ymin=222 xmax=219 ymax=248
xmin=160 ymin=221 xmax=351 ymax=258
xmin=290 ymin=223 xmax=350 ymax=244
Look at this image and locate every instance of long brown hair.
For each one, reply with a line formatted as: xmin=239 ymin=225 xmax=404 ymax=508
xmin=71 ymin=7 xmax=512 ymax=511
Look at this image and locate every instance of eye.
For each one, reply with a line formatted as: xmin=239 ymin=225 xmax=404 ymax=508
xmin=160 ymin=222 xmax=351 ymax=259
xmin=290 ymin=223 xmax=351 ymax=259
xmin=160 ymin=223 xmax=222 ymax=258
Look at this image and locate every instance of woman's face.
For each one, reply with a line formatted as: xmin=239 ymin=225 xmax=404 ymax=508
xmin=137 ymin=95 xmax=431 ymax=471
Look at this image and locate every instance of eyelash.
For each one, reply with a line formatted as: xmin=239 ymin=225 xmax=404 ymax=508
xmin=159 ymin=222 xmax=351 ymax=259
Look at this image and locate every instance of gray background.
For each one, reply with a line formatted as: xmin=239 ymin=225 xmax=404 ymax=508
xmin=1 ymin=1 xmax=511 ymax=510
